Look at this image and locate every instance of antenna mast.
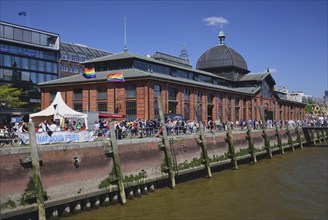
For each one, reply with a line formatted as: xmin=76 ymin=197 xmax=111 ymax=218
xmin=124 ymin=17 xmax=127 ymax=52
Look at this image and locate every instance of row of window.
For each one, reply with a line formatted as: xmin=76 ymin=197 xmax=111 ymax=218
xmin=0 ymin=68 xmax=57 ymax=84
xmin=0 ymin=43 xmax=58 ymax=61
xmin=60 ymin=64 xmax=81 ymax=74
xmin=0 ymin=54 xmax=58 ymax=74
xmin=60 ymin=53 xmax=87 ymax=63
xmin=0 ymin=24 xmax=58 ymax=49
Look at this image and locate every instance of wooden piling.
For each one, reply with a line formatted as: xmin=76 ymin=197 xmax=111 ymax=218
xmin=275 ymin=123 xmax=284 ymax=154
xmin=258 ymin=106 xmax=272 ymax=159
xmin=157 ymin=96 xmax=176 ymax=189
xmin=295 ymin=124 xmax=303 ymax=149
xmin=109 ymin=121 xmax=127 ymax=204
xmin=198 ymin=122 xmax=212 ymax=177
xmin=286 ymin=123 xmax=295 ymax=152
xmin=225 ymin=122 xmax=238 ymax=170
xmin=28 ymin=122 xmax=46 ymax=220
xmin=246 ymin=120 xmax=257 ymax=163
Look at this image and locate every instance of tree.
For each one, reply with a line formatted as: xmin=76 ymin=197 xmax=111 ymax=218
xmin=0 ymin=84 xmax=28 ymax=108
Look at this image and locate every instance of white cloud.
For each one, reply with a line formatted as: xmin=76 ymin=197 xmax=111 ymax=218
xmin=266 ymin=68 xmax=278 ymax=73
xmin=203 ymin=16 xmax=229 ymax=26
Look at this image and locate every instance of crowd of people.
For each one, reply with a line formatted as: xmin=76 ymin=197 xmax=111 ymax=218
xmin=92 ymin=117 xmax=328 ymax=140
xmin=1 ymin=116 xmax=327 ymax=142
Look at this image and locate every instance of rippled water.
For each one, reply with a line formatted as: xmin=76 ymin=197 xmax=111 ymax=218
xmin=66 ymin=145 xmax=328 ymax=220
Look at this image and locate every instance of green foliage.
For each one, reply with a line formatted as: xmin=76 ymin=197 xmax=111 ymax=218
xmin=0 ymin=200 xmax=16 ymax=210
xmin=305 ymin=104 xmax=312 ymax=114
xmin=99 ymin=178 xmax=111 ymax=189
xmin=0 ymin=84 xmax=28 ymax=108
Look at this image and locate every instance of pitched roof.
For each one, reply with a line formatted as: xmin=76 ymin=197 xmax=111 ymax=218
xmin=39 ymin=68 xmax=260 ymax=95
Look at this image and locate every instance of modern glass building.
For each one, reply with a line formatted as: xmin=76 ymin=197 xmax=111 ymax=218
xmin=0 ymin=21 xmax=111 ymax=125
xmin=0 ymin=21 xmax=60 ymax=124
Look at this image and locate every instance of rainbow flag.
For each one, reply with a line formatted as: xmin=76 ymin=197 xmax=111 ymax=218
xmin=107 ymin=72 xmax=125 ymax=82
xmin=83 ymin=67 xmax=96 ymax=79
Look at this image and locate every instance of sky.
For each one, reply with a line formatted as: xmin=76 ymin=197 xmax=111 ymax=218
xmin=0 ymin=0 xmax=327 ymax=98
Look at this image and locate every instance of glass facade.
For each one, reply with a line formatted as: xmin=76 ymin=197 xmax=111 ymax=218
xmin=0 ymin=22 xmax=60 ymax=121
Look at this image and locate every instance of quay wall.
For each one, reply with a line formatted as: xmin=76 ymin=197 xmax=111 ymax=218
xmin=1 ymin=126 xmax=326 ymax=219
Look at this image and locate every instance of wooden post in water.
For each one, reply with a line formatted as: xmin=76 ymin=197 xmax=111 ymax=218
xmin=258 ymin=106 xmax=272 ymax=159
xmin=275 ymin=123 xmax=284 ymax=154
xmin=28 ymin=122 xmax=46 ymax=220
xmin=286 ymin=123 xmax=295 ymax=152
xmin=225 ymin=122 xmax=238 ymax=170
xmin=295 ymin=124 xmax=303 ymax=149
xmin=246 ymin=120 xmax=257 ymax=163
xmin=110 ymin=121 xmax=127 ymax=204
xmin=198 ymin=122 xmax=212 ymax=177
xmin=157 ymin=96 xmax=176 ymax=189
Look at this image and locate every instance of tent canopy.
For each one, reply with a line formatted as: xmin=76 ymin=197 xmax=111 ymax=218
xmin=30 ymin=92 xmax=88 ymax=128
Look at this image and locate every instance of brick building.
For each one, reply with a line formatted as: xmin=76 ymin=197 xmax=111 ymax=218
xmin=38 ymin=31 xmax=305 ymax=123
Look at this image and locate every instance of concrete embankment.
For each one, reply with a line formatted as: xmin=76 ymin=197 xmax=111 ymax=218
xmin=0 ymin=126 xmax=327 ymax=219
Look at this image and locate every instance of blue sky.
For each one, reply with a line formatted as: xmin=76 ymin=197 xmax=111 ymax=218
xmin=1 ymin=0 xmax=327 ymax=98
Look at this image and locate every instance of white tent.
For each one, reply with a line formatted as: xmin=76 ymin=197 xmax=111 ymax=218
xmin=30 ymin=92 xmax=88 ymax=129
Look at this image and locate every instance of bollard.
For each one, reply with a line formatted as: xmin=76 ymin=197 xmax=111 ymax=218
xmin=148 ymin=184 xmax=155 ymax=192
xmin=73 ymin=202 xmax=81 ymax=214
xmin=61 ymin=204 xmax=71 ymax=217
xmin=102 ymin=194 xmax=110 ymax=206
xmin=134 ymin=187 xmax=142 ymax=198
xmin=84 ymin=199 xmax=91 ymax=211
xmin=142 ymin=185 xmax=148 ymax=195
xmin=50 ymin=207 xmax=58 ymax=220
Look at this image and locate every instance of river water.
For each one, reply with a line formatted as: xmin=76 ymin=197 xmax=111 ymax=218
xmin=66 ymin=145 xmax=328 ymax=220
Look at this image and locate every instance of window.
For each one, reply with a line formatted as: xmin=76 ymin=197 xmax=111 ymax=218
xmin=97 ymin=102 xmax=107 ymax=111
xmin=30 ymin=59 xmax=37 ymax=70
xmin=168 ymin=87 xmax=178 ymax=101
xmin=196 ymin=104 xmax=202 ymax=121
xmin=38 ymin=60 xmax=45 ymax=71
xmin=4 ymin=26 xmax=13 ymax=39
xmin=218 ymin=94 xmax=222 ymax=105
xmin=23 ymin=30 xmax=32 ymax=43
xmin=22 ymin=58 xmax=29 ymax=70
xmin=154 ymin=84 xmax=161 ymax=98
xmin=184 ymin=103 xmax=190 ymax=120
xmin=40 ymin=34 xmax=47 ymax=46
xmin=74 ymin=103 xmax=82 ymax=112
xmin=208 ymin=93 xmax=214 ymax=104
xmin=184 ymin=88 xmax=190 ymax=101
xmin=32 ymin=32 xmax=40 ymax=44
xmin=73 ymin=88 xmax=82 ymax=101
xmin=50 ymin=90 xmax=58 ymax=101
xmin=13 ymin=28 xmax=23 ymax=41
xmin=97 ymin=87 xmax=107 ymax=100
xmin=154 ymin=84 xmax=161 ymax=119
xmin=197 ymin=91 xmax=202 ymax=103
xmin=126 ymin=101 xmax=136 ymax=122
xmin=21 ymin=71 xmax=29 ymax=81
xmin=126 ymin=84 xmax=136 ymax=98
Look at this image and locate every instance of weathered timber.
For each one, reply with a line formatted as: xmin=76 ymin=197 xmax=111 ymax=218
xmin=110 ymin=121 xmax=127 ymax=204
xmin=258 ymin=106 xmax=272 ymax=158
xmin=295 ymin=124 xmax=303 ymax=149
xmin=28 ymin=122 xmax=46 ymax=220
xmin=225 ymin=122 xmax=238 ymax=169
xmin=246 ymin=120 xmax=257 ymax=163
xmin=198 ymin=122 xmax=212 ymax=177
xmin=275 ymin=123 xmax=284 ymax=154
xmin=157 ymin=96 xmax=176 ymax=189
xmin=286 ymin=123 xmax=295 ymax=152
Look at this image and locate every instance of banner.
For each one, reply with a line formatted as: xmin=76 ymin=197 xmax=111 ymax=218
xmin=17 ymin=130 xmax=96 ymax=145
